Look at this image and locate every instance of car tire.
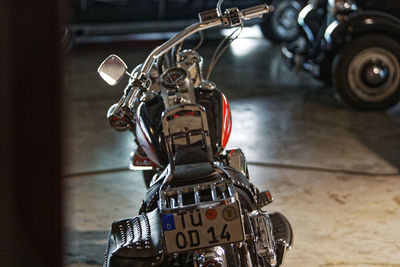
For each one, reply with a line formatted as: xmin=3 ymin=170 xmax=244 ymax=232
xmin=332 ymin=34 xmax=400 ymax=110
xmin=143 ymin=170 xmax=156 ymax=188
xmin=260 ymin=0 xmax=304 ymax=43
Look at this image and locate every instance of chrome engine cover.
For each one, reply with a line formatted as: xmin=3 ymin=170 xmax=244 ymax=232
xmin=196 ymin=246 xmax=227 ymax=267
xmin=247 ymin=211 xmax=293 ymax=267
xmin=249 ymin=211 xmax=277 ymax=266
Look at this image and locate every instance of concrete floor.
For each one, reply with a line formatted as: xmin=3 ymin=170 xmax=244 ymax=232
xmin=64 ymin=26 xmax=400 ymax=267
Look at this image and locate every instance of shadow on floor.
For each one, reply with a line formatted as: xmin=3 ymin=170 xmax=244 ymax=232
xmin=302 ymin=85 xmax=400 ymax=173
xmin=65 ymin=230 xmax=109 ymax=266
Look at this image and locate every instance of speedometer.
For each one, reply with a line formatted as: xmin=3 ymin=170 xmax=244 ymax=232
xmin=160 ymin=67 xmax=189 ymax=88
xmin=159 ymin=67 xmax=196 ymax=109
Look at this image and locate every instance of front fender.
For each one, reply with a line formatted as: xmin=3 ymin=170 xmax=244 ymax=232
xmin=324 ymin=11 xmax=400 ymax=51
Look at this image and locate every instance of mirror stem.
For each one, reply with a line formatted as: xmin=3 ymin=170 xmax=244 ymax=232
xmin=125 ymin=71 xmax=135 ymax=79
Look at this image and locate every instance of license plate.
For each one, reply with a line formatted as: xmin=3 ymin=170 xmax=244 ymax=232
xmin=161 ymin=202 xmax=245 ymax=253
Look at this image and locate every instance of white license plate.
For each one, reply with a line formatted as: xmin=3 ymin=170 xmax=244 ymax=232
xmin=161 ymin=202 xmax=245 ymax=253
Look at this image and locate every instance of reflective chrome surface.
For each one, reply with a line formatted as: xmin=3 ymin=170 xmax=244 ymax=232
xmin=97 ymin=54 xmax=128 ymax=86
xmin=249 ymin=211 xmax=277 ymax=266
xmin=197 ymin=246 xmax=227 ymax=267
xmin=179 ymin=50 xmax=204 ymax=86
xmin=160 ymin=68 xmax=196 ymax=109
xmin=159 ymin=179 xmax=237 ymax=211
xmin=161 ymin=104 xmax=214 ymax=165
xmin=225 ymin=149 xmax=248 ymax=177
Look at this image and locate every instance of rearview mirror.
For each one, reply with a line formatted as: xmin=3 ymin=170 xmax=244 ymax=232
xmin=97 ymin=54 xmax=128 ymax=86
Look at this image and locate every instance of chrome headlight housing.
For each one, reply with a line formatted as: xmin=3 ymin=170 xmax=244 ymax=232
xmin=329 ymin=0 xmax=358 ymax=15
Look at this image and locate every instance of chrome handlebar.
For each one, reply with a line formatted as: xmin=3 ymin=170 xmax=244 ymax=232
xmin=140 ymin=4 xmax=268 ymax=76
xmin=110 ymin=4 xmax=268 ymax=121
xmin=242 ymin=4 xmax=270 ymax=20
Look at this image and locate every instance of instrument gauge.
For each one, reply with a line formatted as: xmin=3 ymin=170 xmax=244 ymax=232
xmin=160 ymin=68 xmax=189 ymax=88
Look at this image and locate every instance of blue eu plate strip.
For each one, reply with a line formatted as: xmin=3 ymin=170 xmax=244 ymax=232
xmin=161 ymin=214 xmax=176 ymax=231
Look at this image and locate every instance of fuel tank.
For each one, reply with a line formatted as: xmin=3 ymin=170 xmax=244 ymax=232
xmin=135 ymin=86 xmax=232 ymax=167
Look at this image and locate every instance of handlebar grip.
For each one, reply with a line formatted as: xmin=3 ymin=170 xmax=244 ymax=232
xmin=241 ymin=4 xmax=269 ymax=20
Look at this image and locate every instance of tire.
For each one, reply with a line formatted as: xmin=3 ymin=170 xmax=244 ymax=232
xmin=332 ymin=34 xmax=400 ymax=110
xmin=143 ymin=170 xmax=156 ymax=188
xmin=260 ymin=0 xmax=304 ymax=43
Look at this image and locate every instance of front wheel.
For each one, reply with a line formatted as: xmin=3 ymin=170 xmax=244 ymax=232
xmin=260 ymin=0 xmax=304 ymax=43
xmin=332 ymin=34 xmax=400 ymax=110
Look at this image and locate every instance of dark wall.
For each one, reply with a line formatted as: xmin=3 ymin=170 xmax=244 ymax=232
xmin=0 ymin=1 xmax=63 ymax=266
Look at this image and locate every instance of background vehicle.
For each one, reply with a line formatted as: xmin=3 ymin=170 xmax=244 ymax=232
xmin=261 ymin=0 xmax=306 ymax=42
xmin=282 ymin=0 xmax=400 ymax=110
xmin=69 ymin=0 xmax=304 ymax=43
xmin=69 ymin=0 xmax=267 ymax=36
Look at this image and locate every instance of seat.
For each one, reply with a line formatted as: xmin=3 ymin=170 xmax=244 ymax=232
xmin=170 ymin=162 xmax=220 ymax=186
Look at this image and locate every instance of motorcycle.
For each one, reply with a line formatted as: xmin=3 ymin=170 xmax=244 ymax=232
xmin=98 ymin=1 xmax=293 ymax=266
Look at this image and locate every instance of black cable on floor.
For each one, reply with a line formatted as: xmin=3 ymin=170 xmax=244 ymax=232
xmin=63 ymin=162 xmax=399 ymax=178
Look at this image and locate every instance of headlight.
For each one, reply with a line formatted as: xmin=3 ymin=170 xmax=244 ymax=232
xmin=330 ymin=0 xmax=358 ymax=15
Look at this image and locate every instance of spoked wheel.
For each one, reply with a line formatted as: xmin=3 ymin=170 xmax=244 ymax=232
xmin=332 ymin=34 xmax=400 ymax=110
xmin=260 ymin=0 xmax=304 ymax=43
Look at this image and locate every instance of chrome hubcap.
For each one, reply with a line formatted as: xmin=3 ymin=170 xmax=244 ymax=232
xmin=280 ymin=7 xmax=297 ymax=29
xmin=272 ymin=0 xmax=302 ymax=39
xmin=360 ymin=62 xmax=389 ymax=89
xmin=347 ymin=47 xmax=400 ymax=102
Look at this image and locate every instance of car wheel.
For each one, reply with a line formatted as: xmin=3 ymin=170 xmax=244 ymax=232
xmin=143 ymin=170 xmax=156 ymax=188
xmin=332 ymin=34 xmax=400 ymax=110
xmin=260 ymin=0 xmax=304 ymax=43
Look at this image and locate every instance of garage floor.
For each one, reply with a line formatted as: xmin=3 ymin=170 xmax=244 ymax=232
xmin=64 ymin=26 xmax=400 ymax=267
